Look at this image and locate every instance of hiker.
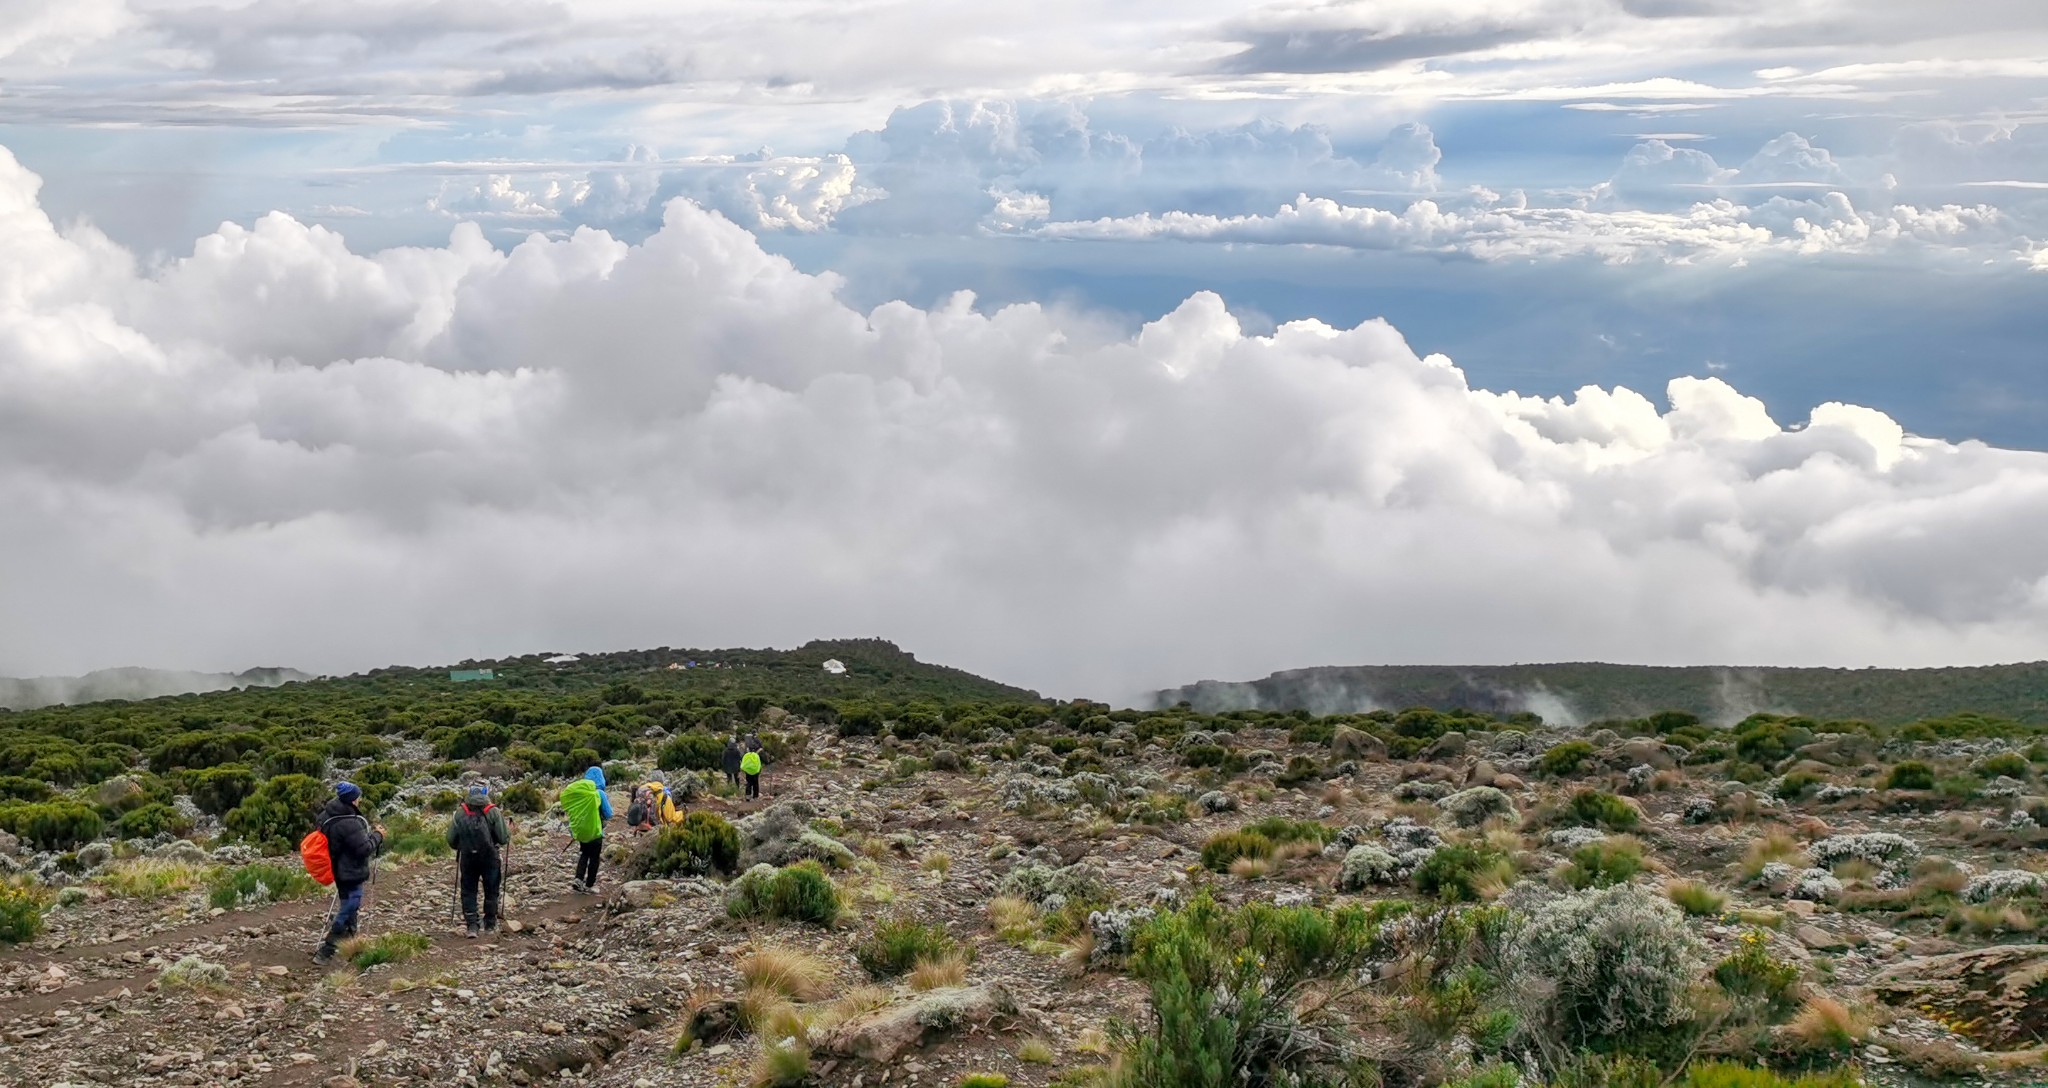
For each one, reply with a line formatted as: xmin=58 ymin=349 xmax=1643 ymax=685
xmin=721 ymin=736 xmax=743 ymax=788
xmin=560 ymin=766 xmax=613 ymax=893
xmin=741 ymin=745 xmax=763 ymax=800
xmin=445 ymin=784 xmax=511 ymax=938
xmin=625 ymin=775 xmax=681 ymax=832
xmin=313 ymin=782 xmax=384 ymax=965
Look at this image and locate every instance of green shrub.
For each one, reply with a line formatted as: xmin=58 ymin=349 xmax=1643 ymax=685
xmin=836 ymin=706 xmax=884 ymax=738
xmin=263 ymin=748 xmax=326 ymax=778
xmin=1414 ymin=845 xmax=1511 ymax=903
xmin=1667 ymin=880 xmax=1728 ymax=917
xmin=659 ymin=731 xmax=726 ymax=773
xmin=500 ymin=781 xmax=545 ymax=815
xmin=116 ymin=803 xmax=193 ymax=840
xmin=224 ymin=774 xmax=330 ymax=852
xmin=1287 ymin=719 xmax=1335 ymax=745
xmin=958 ymin=1076 xmax=1011 ymax=1088
xmin=1241 ymin=816 xmax=1330 ymax=845
xmin=727 ymin=861 xmax=841 ymax=925
xmin=1115 ymin=892 xmax=1386 ymax=1088
xmin=1884 ymin=761 xmax=1936 ymax=790
xmin=1539 ymin=740 xmax=1597 ymax=776
xmin=1199 ymin=831 xmax=1273 ymax=872
xmin=187 ymin=765 xmax=258 ymax=816
xmin=1974 ymin=752 xmax=2030 ymax=780
xmin=1274 ymin=755 xmax=1324 ymax=786
xmin=643 ymin=812 xmax=741 ymax=877
xmin=0 ymin=776 xmax=52 ymax=802
xmin=1774 ymin=772 xmax=1824 ymax=801
xmin=0 ymin=801 xmax=105 ymax=851
xmin=1565 ymin=790 xmax=1640 ymax=832
xmin=0 ymin=883 xmax=46 ymax=944
xmin=1681 ymin=1061 xmax=1862 ymax=1088
xmin=346 ymin=931 xmax=431 ymax=970
xmin=1562 ymin=840 xmax=1644 ymax=889
xmin=1182 ymin=744 xmax=1230 ymax=768
xmin=382 ymin=812 xmax=450 ymax=859
xmin=856 ymin=916 xmax=960 ymax=978
xmin=209 ymin=862 xmax=318 ymax=909
xmin=1712 ymin=929 xmax=1802 ymax=1022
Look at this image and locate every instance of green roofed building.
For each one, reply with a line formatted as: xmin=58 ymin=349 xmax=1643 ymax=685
xmin=450 ymin=669 xmax=496 ymax=682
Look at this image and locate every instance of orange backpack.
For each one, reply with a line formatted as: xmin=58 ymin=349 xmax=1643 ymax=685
xmin=299 ymin=825 xmax=335 ymax=886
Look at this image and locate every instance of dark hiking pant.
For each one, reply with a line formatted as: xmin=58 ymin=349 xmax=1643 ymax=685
xmin=318 ymin=880 xmax=365 ymax=956
xmin=459 ymin=851 xmax=502 ymax=927
xmin=575 ymin=837 xmax=603 ymax=888
xmin=745 ymin=773 xmax=760 ymax=799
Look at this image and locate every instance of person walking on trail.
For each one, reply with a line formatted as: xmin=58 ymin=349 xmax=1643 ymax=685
xmin=560 ymin=766 xmax=612 ymax=893
xmin=721 ymin=737 xmax=743 ymax=789
xmin=313 ymin=782 xmax=384 ymax=965
xmin=446 ymin=784 xmax=510 ymax=938
xmin=741 ymin=746 xmax=763 ymax=800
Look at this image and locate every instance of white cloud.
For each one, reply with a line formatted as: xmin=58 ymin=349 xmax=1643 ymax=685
xmin=5 ymin=143 xmax=2048 ymax=696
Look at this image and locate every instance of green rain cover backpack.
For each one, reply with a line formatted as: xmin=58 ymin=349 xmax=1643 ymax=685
xmin=561 ymin=778 xmax=603 ymax=842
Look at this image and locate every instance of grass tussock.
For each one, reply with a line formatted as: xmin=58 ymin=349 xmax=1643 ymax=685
xmin=341 ymin=932 xmax=431 ymax=971
xmin=1784 ymin=995 xmax=1865 ymax=1054
xmin=1667 ymin=879 xmax=1729 ymax=917
xmin=740 ymin=946 xmax=836 ymax=1002
xmin=1740 ymin=828 xmax=1807 ymax=879
xmin=99 ymin=858 xmax=217 ymax=900
xmin=907 ymin=949 xmax=972 ymax=991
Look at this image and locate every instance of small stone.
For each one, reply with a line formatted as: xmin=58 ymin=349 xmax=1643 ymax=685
xmin=541 ymin=1021 xmax=566 ymax=1035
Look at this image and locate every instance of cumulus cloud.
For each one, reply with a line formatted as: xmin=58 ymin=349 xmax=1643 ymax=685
xmin=7 ymin=144 xmax=2048 ymax=697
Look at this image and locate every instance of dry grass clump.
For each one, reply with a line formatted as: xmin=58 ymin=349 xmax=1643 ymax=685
xmin=988 ymin=896 xmax=1040 ymax=944
xmin=1784 ymin=995 xmax=1866 ymax=1054
xmin=1667 ymin=879 xmax=1728 ymax=917
xmin=1229 ymin=855 xmax=1274 ymax=880
xmin=1740 ymin=828 xmax=1807 ymax=879
xmin=1017 ymin=1037 xmax=1056 ymax=1064
xmin=739 ymin=946 xmax=835 ymax=1002
xmin=907 ymin=949 xmax=972 ymax=991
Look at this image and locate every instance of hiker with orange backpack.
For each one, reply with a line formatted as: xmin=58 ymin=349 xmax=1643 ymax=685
xmin=309 ymin=782 xmax=384 ymax=965
xmin=445 ymin=785 xmax=511 ymax=938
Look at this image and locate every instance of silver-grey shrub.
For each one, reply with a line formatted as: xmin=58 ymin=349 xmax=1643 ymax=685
xmin=1506 ymin=883 xmax=1705 ymax=1049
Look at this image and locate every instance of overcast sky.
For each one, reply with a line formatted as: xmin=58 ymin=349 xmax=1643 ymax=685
xmin=4 ymin=0 xmax=2048 ymax=699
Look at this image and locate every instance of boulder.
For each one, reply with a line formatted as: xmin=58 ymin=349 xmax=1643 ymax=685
xmin=614 ymin=881 xmax=671 ymax=911
xmin=1465 ymin=760 xmax=1500 ymax=787
xmin=96 ymin=776 xmax=148 ymax=812
xmin=1618 ymin=738 xmax=1676 ymax=771
xmin=1871 ymin=944 xmax=2048 ymax=1047
xmin=1423 ymin=732 xmax=1468 ymax=759
xmin=686 ymin=999 xmax=742 ymax=1044
xmin=1330 ymin=726 xmax=1385 ymax=761
xmin=818 ymin=983 xmax=1018 ymax=1064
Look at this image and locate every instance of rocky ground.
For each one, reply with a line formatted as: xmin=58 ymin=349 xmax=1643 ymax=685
xmin=6 ymin=719 xmax=2048 ymax=1087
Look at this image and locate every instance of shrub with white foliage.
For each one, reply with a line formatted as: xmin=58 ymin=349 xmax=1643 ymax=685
xmin=1787 ymin=868 xmax=1843 ymax=903
xmin=1809 ymin=833 xmax=1919 ymax=870
xmin=1963 ymin=869 xmax=2048 ymax=903
xmin=1506 ymin=883 xmax=1705 ymax=1048
xmin=1438 ymin=786 xmax=1518 ymax=827
xmin=1336 ymin=845 xmax=1405 ymax=891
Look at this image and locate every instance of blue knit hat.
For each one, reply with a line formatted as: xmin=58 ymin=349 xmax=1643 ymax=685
xmin=335 ymin=782 xmax=362 ymax=803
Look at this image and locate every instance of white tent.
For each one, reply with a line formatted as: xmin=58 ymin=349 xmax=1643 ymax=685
xmin=822 ymin=659 xmax=847 ymax=675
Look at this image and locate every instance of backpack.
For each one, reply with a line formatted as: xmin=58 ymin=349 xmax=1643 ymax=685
xmin=741 ymin=751 xmax=762 ymax=776
xmin=561 ymin=778 xmax=604 ymax=843
xmin=452 ymin=803 xmax=497 ymax=856
xmin=299 ymin=826 xmax=334 ymax=886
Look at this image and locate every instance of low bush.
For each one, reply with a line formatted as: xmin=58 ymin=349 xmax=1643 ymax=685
xmin=344 ymin=931 xmax=431 ymax=970
xmin=1681 ymin=1062 xmax=1863 ymax=1088
xmin=1200 ymin=830 xmax=1274 ymax=872
xmin=1974 ymin=752 xmax=2030 ymax=780
xmin=381 ymin=812 xmax=450 ymax=859
xmin=209 ymin=862 xmax=318 ymax=910
xmin=500 ymin=780 xmax=545 ymax=815
xmin=187 ymin=765 xmax=258 ymax=816
xmin=223 ymin=774 xmax=328 ymax=852
xmin=0 ymin=801 xmax=104 ymax=851
xmin=1884 ymin=761 xmax=1936 ymax=790
xmin=1415 ymin=844 xmax=1512 ymax=903
xmin=1539 ymin=740 xmax=1597 ymax=776
xmin=1562 ymin=839 xmax=1644 ymax=889
xmin=659 ymin=731 xmax=726 ymax=773
xmin=99 ymin=858 xmax=215 ymax=900
xmin=644 ymin=811 xmax=742 ymax=877
xmin=0 ymin=882 xmax=46 ymax=944
xmin=1712 ymin=929 xmax=1802 ymax=1022
xmin=727 ymin=861 xmax=841 ymax=926
xmin=116 ymin=802 xmax=192 ymax=840
xmin=856 ymin=916 xmax=960 ymax=979
xmin=1507 ymin=883 xmax=1704 ymax=1052
xmin=1565 ymin=790 xmax=1640 ymax=832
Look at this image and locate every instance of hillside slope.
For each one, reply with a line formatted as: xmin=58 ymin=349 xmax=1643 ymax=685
xmin=1153 ymin=661 xmax=2048 ymax=725
xmin=0 ymin=666 xmax=312 ymax=711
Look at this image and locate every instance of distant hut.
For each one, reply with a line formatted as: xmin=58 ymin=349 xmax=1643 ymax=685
xmin=449 ymin=669 xmax=496 ymax=683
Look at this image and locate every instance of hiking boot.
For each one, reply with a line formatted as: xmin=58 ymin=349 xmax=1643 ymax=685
xmin=464 ymin=924 xmax=480 ymax=939
xmin=313 ymin=942 xmax=336 ymax=965
xmin=483 ymin=920 xmax=499 ymax=934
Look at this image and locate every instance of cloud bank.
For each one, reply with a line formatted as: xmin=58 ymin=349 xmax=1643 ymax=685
xmin=5 ymin=146 xmax=2048 ymax=699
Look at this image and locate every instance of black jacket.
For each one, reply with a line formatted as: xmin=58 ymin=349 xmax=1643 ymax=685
xmin=315 ymin=797 xmax=384 ymax=886
xmin=721 ymin=742 xmax=743 ymax=774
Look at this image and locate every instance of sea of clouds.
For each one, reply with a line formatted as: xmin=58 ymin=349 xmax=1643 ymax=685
xmin=4 ymin=144 xmax=2047 ymax=699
